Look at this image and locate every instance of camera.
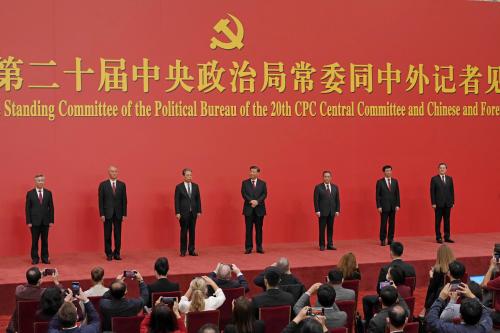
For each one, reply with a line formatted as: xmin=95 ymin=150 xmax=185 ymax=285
xmin=42 ymin=268 xmax=56 ymax=276
xmin=307 ymin=307 xmax=324 ymax=316
xmin=71 ymin=282 xmax=80 ymax=296
xmin=450 ymin=282 xmax=461 ymax=292
xmin=160 ymin=297 xmax=177 ymax=306
xmin=123 ymin=270 xmax=137 ymax=279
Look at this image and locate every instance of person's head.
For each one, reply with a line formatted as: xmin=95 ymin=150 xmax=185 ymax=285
xmin=434 ymin=244 xmax=455 ymax=273
xmin=90 ymin=266 xmax=105 ymax=285
xmin=317 ymin=284 xmax=336 ymax=307
xmin=387 ymin=305 xmax=408 ymax=331
xmin=249 ymin=166 xmax=260 ymax=179
xmin=300 ymin=318 xmax=324 ymax=333
xmin=276 ymin=257 xmax=290 ymax=274
xmin=494 ymin=244 xmax=500 ymax=263
xmin=448 ymin=260 xmax=466 ymax=281
xmin=110 ymin=280 xmax=127 ymax=299
xmin=387 ymin=266 xmax=405 ymax=286
xmin=216 ymin=264 xmax=232 ymax=281
xmin=34 ymin=174 xmax=45 ymax=189
xmin=459 ymin=298 xmax=483 ymax=325
xmin=182 ymin=168 xmax=192 ymax=182
xmin=39 ymin=287 xmax=63 ymax=316
xmin=154 ymin=257 xmax=170 ymax=278
xmin=382 ymin=165 xmax=392 ymax=178
xmin=198 ymin=323 xmax=219 ymax=333
xmin=263 ymin=267 xmax=281 ymax=289
xmin=438 ymin=163 xmax=447 ymax=175
xmin=327 ymin=269 xmax=343 ymax=285
xmin=467 ymin=281 xmax=483 ymax=302
xmin=57 ymin=302 xmax=79 ymax=329
xmin=189 ymin=277 xmax=207 ymax=312
xmin=231 ymin=297 xmax=255 ymax=333
xmin=108 ymin=165 xmax=118 ymax=180
xmin=26 ymin=267 xmax=42 ymax=286
xmin=322 ymin=171 xmax=332 ymax=184
xmin=390 ymin=242 xmax=404 ymax=259
xmin=338 ymin=252 xmax=358 ymax=278
xmin=379 ymin=286 xmax=399 ymax=308
xmin=148 ymin=303 xmax=179 ymax=333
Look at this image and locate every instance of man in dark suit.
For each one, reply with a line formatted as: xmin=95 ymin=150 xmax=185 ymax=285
xmin=241 ymin=165 xmax=267 ymax=254
xmin=254 ymin=257 xmax=304 ymax=291
xmin=376 ymin=165 xmax=401 ymax=246
xmin=48 ymin=289 xmax=100 ymax=333
xmin=98 ymin=166 xmax=127 ymax=261
xmin=367 ymin=289 xmax=409 ymax=333
xmin=174 ymin=168 xmax=202 ymax=257
xmin=25 ymin=174 xmax=54 ymax=264
xmin=251 ymin=267 xmax=295 ymax=318
xmin=207 ymin=263 xmax=250 ymax=295
xmin=430 ymin=163 xmax=455 ymax=243
xmin=147 ymin=257 xmax=180 ymax=307
xmin=313 ymin=170 xmax=340 ymax=251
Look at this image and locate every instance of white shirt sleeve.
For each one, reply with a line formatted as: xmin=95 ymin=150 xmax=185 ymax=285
xmin=179 ymin=296 xmax=191 ymax=313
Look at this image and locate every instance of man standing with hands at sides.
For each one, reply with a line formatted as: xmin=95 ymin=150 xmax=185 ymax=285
xmin=241 ymin=166 xmax=267 ymax=254
xmin=313 ymin=171 xmax=340 ymax=251
xmin=26 ymin=174 xmax=54 ymax=264
xmin=376 ymin=165 xmax=400 ymax=246
xmin=98 ymin=166 xmax=127 ymax=261
xmin=430 ymin=163 xmax=455 ymax=244
xmin=174 ymin=168 xmax=202 ymax=257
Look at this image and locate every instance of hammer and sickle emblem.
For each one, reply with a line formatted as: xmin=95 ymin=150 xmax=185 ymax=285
xmin=210 ymin=13 xmax=244 ymax=50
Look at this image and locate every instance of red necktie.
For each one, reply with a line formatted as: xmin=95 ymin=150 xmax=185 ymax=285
xmin=38 ymin=190 xmax=43 ymax=204
xmin=252 ymin=180 xmax=256 ymax=188
xmin=112 ymin=182 xmax=116 ymax=194
xmin=387 ymin=179 xmax=391 ymax=191
xmin=327 ymin=184 xmax=331 ymax=194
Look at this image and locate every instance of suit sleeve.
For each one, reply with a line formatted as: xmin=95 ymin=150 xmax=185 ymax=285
xmin=25 ymin=192 xmax=31 ymax=225
xmin=450 ymin=177 xmax=455 ymax=205
xmin=313 ymin=186 xmax=320 ymax=212
xmin=336 ymin=185 xmax=340 ymax=213
xmin=376 ymin=266 xmax=387 ymax=294
xmin=241 ymin=181 xmax=252 ymax=201
xmin=48 ymin=192 xmax=54 ymax=223
xmin=253 ymin=271 xmax=266 ymax=289
xmin=98 ymin=183 xmax=104 ymax=216
xmin=395 ymin=180 xmax=401 ymax=207
xmin=257 ymin=182 xmax=267 ymax=203
xmin=197 ymin=185 xmax=202 ymax=213
xmin=430 ymin=178 xmax=436 ymax=205
xmin=122 ymin=183 xmax=127 ymax=216
xmin=376 ymin=181 xmax=382 ymax=208
xmin=174 ymin=185 xmax=181 ymax=214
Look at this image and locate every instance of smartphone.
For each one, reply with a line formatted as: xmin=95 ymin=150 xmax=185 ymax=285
xmin=307 ymin=307 xmax=324 ymax=316
xmin=71 ymin=282 xmax=80 ymax=296
xmin=379 ymin=281 xmax=391 ymax=289
xmin=123 ymin=270 xmax=137 ymax=279
xmin=495 ymin=253 xmax=500 ymax=263
xmin=450 ymin=282 xmax=461 ymax=292
xmin=43 ymin=268 xmax=56 ymax=276
xmin=160 ymin=297 xmax=177 ymax=306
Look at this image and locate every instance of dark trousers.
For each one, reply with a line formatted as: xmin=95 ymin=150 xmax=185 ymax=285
xmin=245 ymin=211 xmax=264 ymax=251
xmin=435 ymin=206 xmax=451 ymax=240
xmin=31 ymin=225 xmax=49 ymax=261
xmin=179 ymin=212 xmax=197 ymax=254
xmin=318 ymin=214 xmax=335 ymax=248
xmin=362 ymin=295 xmax=380 ymax=323
xmin=104 ymin=215 xmax=122 ymax=257
xmin=380 ymin=210 xmax=396 ymax=242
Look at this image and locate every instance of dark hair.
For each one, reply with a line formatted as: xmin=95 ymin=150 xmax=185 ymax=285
xmin=317 ymin=284 xmax=336 ymax=307
xmin=91 ymin=267 xmax=104 ymax=283
xmin=438 ymin=162 xmax=447 ymax=168
xmin=155 ymin=257 xmax=170 ymax=276
xmin=380 ymin=286 xmax=398 ymax=307
xmin=448 ymin=260 xmax=466 ymax=280
xmin=39 ymin=287 xmax=63 ymax=317
xmin=322 ymin=170 xmax=332 ymax=176
xmin=249 ymin=165 xmax=260 ymax=172
xmin=198 ymin=323 xmax=220 ymax=333
xmin=264 ymin=268 xmax=281 ymax=287
xmin=58 ymin=302 xmax=78 ymax=328
xmin=388 ymin=305 xmax=407 ymax=328
xmin=467 ymin=281 xmax=483 ymax=301
xmin=26 ymin=267 xmax=42 ymax=285
xmin=390 ymin=242 xmax=404 ymax=257
xmin=34 ymin=174 xmax=45 ymax=179
xmin=382 ymin=165 xmax=392 ymax=172
xmin=110 ymin=280 xmax=127 ymax=299
xmin=300 ymin=318 xmax=324 ymax=333
xmin=460 ymin=298 xmax=483 ymax=325
xmin=328 ymin=269 xmax=343 ymax=284
xmin=388 ymin=266 xmax=405 ymax=286
xmin=182 ymin=168 xmax=192 ymax=176
xmin=148 ymin=303 xmax=179 ymax=333
xmin=232 ymin=297 xmax=255 ymax=333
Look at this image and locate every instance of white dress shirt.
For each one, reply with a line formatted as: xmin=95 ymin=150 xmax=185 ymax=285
xmin=179 ymin=288 xmax=226 ymax=314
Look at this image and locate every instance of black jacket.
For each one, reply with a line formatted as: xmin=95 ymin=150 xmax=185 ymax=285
xmin=98 ymin=179 xmax=127 ymax=219
xmin=207 ymin=272 xmax=250 ymax=295
xmin=251 ymin=288 xmax=295 ymax=318
xmin=376 ymin=178 xmax=400 ymax=212
xmin=174 ymin=182 xmax=202 ymax=216
xmin=25 ymin=188 xmax=54 ymax=226
xmin=430 ymin=175 xmax=454 ymax=208
xmin=241 ymin=179 xmax=267 ymax=217
xmin=376 ymin=259 xmax=416 ymax=294
xmin=254 ymin=270 xmax=303 ymax=291
xmin=313 ymin=183 xmax=340 ymax=216
xmin=147 ymin=278 xmax=180 ymax=307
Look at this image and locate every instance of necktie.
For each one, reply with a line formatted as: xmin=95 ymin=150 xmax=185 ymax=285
xmin=188 ymin=183 xmax=192 ymax=197
xmin=441 ymin=175 xmax=446 ymax=184
xmin=112 ymin=182 xmax=116 ymax=194
xmin=327 ymin=184 xmax=331 ymax=194
xmin=252 ymin=180 xmax=256 ymax=188
xmin=38 ymin=190 xmax=43 ymax=204
xmin=387 ymin=179 xmax=391 ymax=191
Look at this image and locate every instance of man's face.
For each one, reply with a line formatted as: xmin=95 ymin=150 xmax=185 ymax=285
xmin=384 ymin=168 xmax=392 ymax=178
xmin=323 ymin=173 xmax=332 ymax=184
xmin=34 ymin=177 xmax=45 ymax=189
xmin=439 ymin=165 xmax=447 ymax=175
xmin=108 ymin=167 xmax=118 ymax=180
xmin=184 ymin=171 xmax=192 ymax=182
xmin=249 ymin=168 xmax=259 ymax=179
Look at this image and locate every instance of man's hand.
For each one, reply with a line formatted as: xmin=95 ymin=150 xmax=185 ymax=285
xmin=52 ymin=269 xmax=60 ymax=285
xmin=76 ymin=289 xmax=88 ymax=303
xmin=100 ymin=216 xmax=105 ymax=222
xmin=314 ymin=315 xmax=328 ymax=332
xmin=28 ymin=224 xmax=32 ymax=228
xmin=439 ymin=283 xmax=451 ymax=301
xmin=175 ymin=214 xmax=181 ymax=220
xmin=458 ymin=283 xmax=476 ymax=299
xmin=490 ymin=257 xmax=499 ymax=269
xmin=429 ymin=268 xmax=434 ymax=279
xmin=377 ymin=208 xmax=382 ymax=213
xmin=449 ymin=291 xmax=459 ymax=302
xmin=231 ymin=264 xmax=242 ymax=275
xmin=307 ymin=282 xmax=322 ymax=295
xmin=432 ymin=205 xmax=436 ymax=209
xmin=122 ymin=216 xmax=127 ymax=221
xmin=64 ymin=289 xmax=74 ymax=303
xmin=197 ymin=213 xmax=201 ymax=218
xmin=49 ymin=223 xmax=54 ymax=227
xmin=135 ymin=271 xmax=144 ymax=283
xmin=293 ymin=306 xmax=310 ymax=324
xmin=116 ymin=274 xmax=125 ymax=282
xmin=395 ymin=206 xmax=400 ymax=211
xmin=315 ymin=212 xmax=321 ymax=217
xmin=335 ymin=212 xmax=340 ymax=217
xmin=201 ymin=275 xmax=218 ymax=290
xmin=250 ymin=200 xmax=258 ymax=208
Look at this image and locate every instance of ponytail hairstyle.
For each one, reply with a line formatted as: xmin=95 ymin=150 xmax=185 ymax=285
xmin=189 ymin=277 xmax=207 ymax=312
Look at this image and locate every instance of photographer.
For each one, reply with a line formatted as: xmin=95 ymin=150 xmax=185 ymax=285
xmin=140 ymin=297 xmax=186 ymax=333
xmin=207 ymin=263 xmax=249 ymax=295
xmin=482 ymin=245 xmax=500 ymax=328
xmin=282 ymin=306 xmax=329 ymax=333
xmin=439 ymin=282 xmax=483 ymax=322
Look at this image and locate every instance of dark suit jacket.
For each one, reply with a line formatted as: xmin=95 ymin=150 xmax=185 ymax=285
xmin=98 ymin=179 xmax=127 ymax=219
xmin=376 ymin=259 xmax=416 ymax=294
xmin=48 ymin=301 xmax=100 ymax=333
xmin=254 ymin=269 xmax=303 ymax=291
xmin=207 ymin=272 xmax=250 ymax=295
xmin=147 ymin=278 xmax=180 ymax=307
xmin=430 ymin=175 xmax=454 ymax=208
xmin=241 ymin=179 xmax=267 ymax=217
xmin=251 ymin=288 xmax=295 ymax=318
xmin=367 ymin=297 xmax=410 ymax=333
xmin=174 ymin=182 xmax=202 ymax=216
xmin=313 ymin=183 xmax=340 ymax=216
xmin=224 ymin=320 xmax=265 ymax=333
xmin=25 ymin=188 xmax=54 ymax=226
xmin=376 ymin=178 xmax=400 ymax=212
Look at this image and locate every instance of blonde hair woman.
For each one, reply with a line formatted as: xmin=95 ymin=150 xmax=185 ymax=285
xmin=337 ymin=252 xmax=361 ymax=280
xmin=179 ymin=276 xmax=226 ymax=314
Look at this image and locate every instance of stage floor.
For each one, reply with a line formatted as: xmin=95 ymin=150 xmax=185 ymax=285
xmin=0 ymin=232 xmax=497 ymax=313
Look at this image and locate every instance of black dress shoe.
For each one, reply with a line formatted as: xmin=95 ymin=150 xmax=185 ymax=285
xmin=437 ymin=239 xmax=443 ymax=244
xmin=381 ymin=241 xmax=386 ymax=246
xmin=106 ymin=256 xmax=113 ymax=261
xmin=113 ymin=255 xmax=122 ymax=260
xmin=257 ymin=249 xmax=264 ymax=254
xmin=42 ymin=259 xmax=51 ymax=264
xmin=244 ymin=249 xmax=252 ymax=254
xmin=189 ymin=251 xmax=198 ymax=256
xmin=32 ymin=259 xmax=39 ymax=265
xmin=320 ymin=246 xmax=325 ymax=251
xmin=180 ymin=252 xmax=186 ymax=257
xmin=327 ymin=246 xmax=337 ymax=250
xmin=388 ymin=240 xmax=393 ymax=245
xmin=445 ymin=239 xmax=455 ymax=243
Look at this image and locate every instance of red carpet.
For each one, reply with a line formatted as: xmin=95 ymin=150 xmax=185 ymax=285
xmin=1 ymin=232 xmax=497 ymax=317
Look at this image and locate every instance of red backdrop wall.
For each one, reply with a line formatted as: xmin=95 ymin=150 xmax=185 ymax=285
xmin=0 ymin=0 xmax=499 ymax=256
